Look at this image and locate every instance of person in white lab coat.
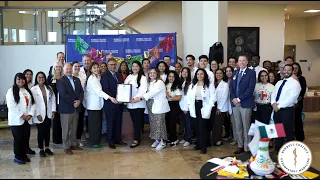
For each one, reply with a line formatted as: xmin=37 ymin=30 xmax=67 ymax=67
xmin=156 ymin=61 xmax=169 ymax=82
xmin=187 ymin=68 xmax=217 ymax=154
xmin=31 ymin=72 xmax=56 ymax=157
xmin=141 ymin=68 xmax=170 ymax=151
xmin=124 ymin=61 xmax=148 ymax=148
xmin=84 ymin=62 xmax=115 ymax=148
xmin=6 ymin=73 xmax=36 ymax=164
xmin=212 ymin=69 xmax=231 ymax=146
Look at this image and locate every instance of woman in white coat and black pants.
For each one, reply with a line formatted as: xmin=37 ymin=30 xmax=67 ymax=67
xmin=6 ymin=73 xmax=36 ymax=164
xmin=84 ymin=62 xmax=115 ymax=148
xmin=31 ymin=72 xmax=56 ymax=157
xmin=187 ymin=68 xmax=216 ymax=154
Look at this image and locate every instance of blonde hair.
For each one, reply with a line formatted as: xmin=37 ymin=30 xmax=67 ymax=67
xmin=52 ymin=61 xmax=63 ymax=80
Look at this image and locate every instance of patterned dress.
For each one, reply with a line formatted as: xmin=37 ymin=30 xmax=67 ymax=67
xmin=146 ymin=99 xmax=167 ymax=140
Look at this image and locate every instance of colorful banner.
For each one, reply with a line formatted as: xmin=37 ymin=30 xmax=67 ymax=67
xmin=66 ymin=33 xmax=177 ymax=68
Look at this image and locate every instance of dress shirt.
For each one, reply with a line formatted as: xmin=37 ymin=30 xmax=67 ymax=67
xmin=271 ymin=76 xmax=301 ymax=109
xmin=190 ymin=66 xmax=198 ymax=80
xmin=160 ymin=73 xmax=167 ymax=82
xmin=169 ymin=65 xmax=175 ymax=71
xmin=249 ymin=66 xmax=267 ymax=79
xmin=67 ymin=76 xmax=75 ymax=90
xmin=236 ymin=67 xmax=247 ymax=102
xmin=109 ymin=70 xmax=119 ymax=83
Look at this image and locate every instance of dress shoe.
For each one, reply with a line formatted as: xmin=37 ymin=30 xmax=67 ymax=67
xmin=70 ymin=146 xmax=83 ymax=151
xmin=200 ymin=149 xmax=207 ymax=154
xmin=64 ymin=149 xmax=73 ymax=155
xmin=193 ymin=145 xmax=201 ymax=150
xmin=109 ymin=143 xmax=116 ymax=149
xmin=23 ymin=157 xmax=31 ymax=162
xmin=116 ymin=141 xmax=127 ymax=146
xmin=233 ymin=148 xmax=244 ymax=154
xmin=26 ymin=148 xmax=36 ymax=155
xmin=141 ymin=129 xmax=145 ymax=134
xmin=45 ymin=148 xmax=54 ymax=155
xmin=130 ymin=140 xmax=140 ymax=148
xmin=39 ymin=150 xmax=46 ymax=157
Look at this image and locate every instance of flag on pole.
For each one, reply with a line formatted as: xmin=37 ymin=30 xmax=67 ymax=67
xmin=159 ymin=34 xmax=174 ymax=53
xmin=75 ymin=36 xmax=89 ymax=54
xmin=259 ymin=123 xmax=286 ymax=138
xmin=248 ymin=120 xmax=267 ymax=156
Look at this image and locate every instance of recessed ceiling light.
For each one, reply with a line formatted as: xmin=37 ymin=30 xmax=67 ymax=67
xmin=304 ymin=10 xmax=320 ymax=13
xmin=284 ymin=9 xmax=287 ymax=11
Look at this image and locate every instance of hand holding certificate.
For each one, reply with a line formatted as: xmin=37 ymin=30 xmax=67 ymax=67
xmin=116 ymin=84 xmax=132 ymax=103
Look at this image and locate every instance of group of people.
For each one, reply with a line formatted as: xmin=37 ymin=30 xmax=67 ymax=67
xmin=6 ymin=51 xmax=307 ymax=165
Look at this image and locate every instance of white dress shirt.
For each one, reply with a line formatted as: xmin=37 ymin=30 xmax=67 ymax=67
xmin=249 ymin=66 xmax=267 ymax=79
xmin=190 ymin=66 xmax=198 ymax=80
xmin=166 ymin=83 xmax=182 ymax=101
xmin=79 ymin=67 xmax=87 ymax=88
xmin=160 ymin=73 xmax=167 ymax=82
xmin=84 ymin=74 xmax=110 ymax=110
xmin=271 ymin=76 xmax=301 ymax=109
xmin=205 ymin=69 xmax=215 ymax=85
xmin=124 ymin=74 xmax=148 ymax=109
xmin=169 ymin=65 xmax=175 ymax=71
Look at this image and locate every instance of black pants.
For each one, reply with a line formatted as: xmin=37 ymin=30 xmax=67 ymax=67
xmin=192 ymin=100 xmax=209 ymax=150
xmin=256 ymin=104 xmax=272 ymax=124
xmin=295 ymin=100 xmax=305 ymax=142
xmin=77 ymin=106 xmax=85 ymax=140
xmin=212 ymin=112 xmax=226 ymax=143
xmin=36 ymin=117 xmax=51 ymax=149
xmin=274 ymin=107 xmax=294 ymax=151
xmin=128 ymin=108 xmax=144 ymax=141
xmin=103 ymin=101 xmax=123 ymax=144
xmin=251 ymin=110 xmax=258 ymax=124
xmin=208 ymin=105 xmax=217 ymax=144
xmin=223 ymin=114 xmax=232 ymax=138
xmin=25 ymin=122 xmax=31 ymax=152
xmin=52 ymin=112 xmax=62 ymax=144
xmin=88 ymin=110 xmax=102 ymax=145
xmin=11 ymin=121 xmax=29 ymax=160
xmin=166 ymin=101 xmax=180 ymax=143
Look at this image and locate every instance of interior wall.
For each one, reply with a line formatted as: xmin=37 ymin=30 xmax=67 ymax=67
xmin=285 ymin=17 xmax=320 ymax=87
xmin=228 ymin=3 xmax=285 ymax=64
xmin=0 ymin=45 xmax=65 ymax=103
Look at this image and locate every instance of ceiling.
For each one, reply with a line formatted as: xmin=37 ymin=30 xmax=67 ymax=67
xmin=229 ymin=1 xmax=320 ymax=18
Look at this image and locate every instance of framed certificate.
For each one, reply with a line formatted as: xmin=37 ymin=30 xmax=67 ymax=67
xmin=116 ymin=84 xmax=132 ymax=103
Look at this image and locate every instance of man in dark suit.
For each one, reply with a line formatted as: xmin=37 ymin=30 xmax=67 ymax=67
xmin=230 ymin=55 xmax=256 ymax=154
xmin=57 ymin=63 xmax=84 ymax=155
xmin=101 ymin=58 xmax=127 ymax=149
xmin=48 ymin=52 xmax=65 ymax=76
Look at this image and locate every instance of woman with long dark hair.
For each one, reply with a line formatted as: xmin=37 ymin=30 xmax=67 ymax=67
xmin=165 ymin=70 xmax=182 ymax=147
xmin=268 ymin=71 xmax=277 ymax=85
xmin=124 ymin=61 xmax=148 ymax=148
xmin=254 ymin=70 xmax=274 ymax=124
xmin=292 ymin=62 xmax=307 ymax=142
xmin=187 ymin=68 xmax=216 ymax=154
xmin=31 ymin=72 xmax=56 ymax=157
xmin=178 ymin=67 xmax=192 ymax=147
xmin=156 ymin=61 xmax=169 ymax=82
xmin=6 ymin=73 xmax=36 ymax=164
xmin=118 ymin=61 xmax=130 ymax=83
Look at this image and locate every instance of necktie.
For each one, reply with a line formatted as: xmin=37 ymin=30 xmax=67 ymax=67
xmin=236 ymin=70 xmax=243 ymax=97
xmin=253 ymin=67 xmax=256 ymax=72
xmin=275 ymin=80 xmax=287 ymax=101
xmin=113 ymin=73 xmax=119 ymax=83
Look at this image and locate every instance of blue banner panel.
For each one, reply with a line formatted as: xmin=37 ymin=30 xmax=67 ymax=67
xmin=66 ymin=33 xmax=177 ymax=68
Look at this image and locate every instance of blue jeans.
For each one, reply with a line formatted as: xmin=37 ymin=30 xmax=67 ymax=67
xmin=184 ymin=112 xmax=192 ymax=143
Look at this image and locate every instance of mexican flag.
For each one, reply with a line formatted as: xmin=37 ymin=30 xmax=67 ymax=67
xmin=259 ymin=123 xmax=286 ymax=138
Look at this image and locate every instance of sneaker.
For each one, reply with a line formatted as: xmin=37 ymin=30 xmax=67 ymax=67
xmin=45 ymin=148 xmax=54 ymax=156
xmin=183 ymin=141 xmax=191 ymax=147
xmin=230 ymin=140 xmax=237 ymax=146
xmin=170 ymin=140 xmax=179 ymax=147
xmin=14 ymin=158 xmax=25 ymax=165
xmin=179 ymin=140 xmax=186 ymax=144
xmin=151 ymin=140 xmax=160 ymax=148
xmin=39 ymin=150 xmax=46 ymax=157
xmin=156 ymin=141 xmax=166 ymax=150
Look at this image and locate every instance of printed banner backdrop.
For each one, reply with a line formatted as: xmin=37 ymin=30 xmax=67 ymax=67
xmin=66 ymin=33 xmax=177 ymax=68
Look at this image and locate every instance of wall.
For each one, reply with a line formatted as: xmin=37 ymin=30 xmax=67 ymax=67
xmin=306 ymin=15 xmax=320 ymax=40
xmin=285 ymin=17 xmax=320 ymax=87
xmin=0 ymin=45 xmax=65 ymax=103
xmin=228 ymin=3 xmax=285 ymax=64
xmin=126 ymin=1 xmax=183 ymax=58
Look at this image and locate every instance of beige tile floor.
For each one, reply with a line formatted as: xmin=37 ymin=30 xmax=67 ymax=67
xmin=0 ymin=112 xmax=319 ymax=179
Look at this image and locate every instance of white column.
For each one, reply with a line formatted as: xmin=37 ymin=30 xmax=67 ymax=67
xmin=182 ymin=1 xmax=228 ymax=66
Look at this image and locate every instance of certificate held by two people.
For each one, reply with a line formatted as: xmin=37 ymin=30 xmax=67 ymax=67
xmin=116 ymin=84 xmax=133 ymax=103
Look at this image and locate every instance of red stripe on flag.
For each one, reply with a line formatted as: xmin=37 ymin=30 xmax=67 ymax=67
xmin=159 ymin=34 xmax=174 ymax=53
xmin=275 ymin=123 xmax=286 ymax=137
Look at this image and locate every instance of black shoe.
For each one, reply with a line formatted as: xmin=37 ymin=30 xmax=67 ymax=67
xmin=45 ymin=149 xmax=54 ymax=156
xmin=14 ymin=158 xmax=25 ymax=165
xmin=130 ymin=140 xmax=140 ymax=148
xmin=116 ymin=141 xmax=127 ymax=146
xmin=193 ymin=145 xmax=201 ymax=150
xmin=234 ymin=148 xmax=244 ymax=154
xmin=23 ymin=157 xmax=31 ymax=162
xmin=109 ymin=143 xmax=116 ymax=149
xmin=200 ymin=149 xmax=207 ymax=154
xmin=141 ymin=129 xmax=145 ymax=134
xmin=26 ymin=148 xmax=36 ymax=155
xmin=207 ymin=143 xmax=212 ymax=147
xmin=39 ymin=150 xmax=46 ymax=157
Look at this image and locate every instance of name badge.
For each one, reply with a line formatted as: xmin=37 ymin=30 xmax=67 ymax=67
xmin=233 ymin=76 xmax=236 ymax=80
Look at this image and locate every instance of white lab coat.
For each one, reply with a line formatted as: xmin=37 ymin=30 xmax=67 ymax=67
xmin=31 ymin=85 xmax=56 ymax=123
xmin=143 ymin=79 xmax=170 ymax=114
xmin=124 ymin=74 xmax=148 ymax=109
xmin=84 ymin=75 xmax=110 ymax=110
xmin=215 ymin=81 xmax=232 ymax=114
xmin=179 ymin=81 xmax=189 ymax=112
xmin=187 ymin=83 xmax=217 ymax=119
xmin=6 ymin=87 xmax=36 ymax=126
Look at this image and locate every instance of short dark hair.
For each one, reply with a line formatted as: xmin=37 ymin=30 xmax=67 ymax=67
xmin=285 ymin=56 xmax=294 ymax=61
xmin=142 ymin=58 xmax=150 ymax=64
xmin=163 ymin=55 xmax=171 ymax=60
xmin=57 ymin=52 xmax=64 ymax=57
xmin=284 ymin=64 xmax=294 ymax=71
xmin=251 ymin=54 xmax=260 ymax=59
xmin=186 ymin=54 xmax=195 ymax=61
xmin=175 ymin=62 xmax=182 ymax=67
xmin=107 ymin=58 xmax=116 ymax=64
xmin=228 ymin=57 xmax=238 ymax=63
xmin=257 ymin=70 xmax=269 ymax=83
xmin=156 ymin=61 xmax=169 ymax=75
xmin=198 ymin=55 xmax=209 ymax=61
xmin=72 ymin=61 xmax=79 ymax=66
xmin=238 ymin=55 xmax=249 ymax=61
xmin=263 ymin=60 xmax=272 ymax=66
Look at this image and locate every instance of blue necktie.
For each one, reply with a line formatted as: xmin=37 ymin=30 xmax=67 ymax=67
xmin=236 ymin=70 xmax=243 ymax=97
xmin=275 ymin=80 xmax=287 ymax=101
xmin=113 ymin=73 xmax=119 ymax=83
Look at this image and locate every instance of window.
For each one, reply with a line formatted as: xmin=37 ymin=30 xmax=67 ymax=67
xmin=11 ymin=29 xmax=17 ymax=42
xmin=4 ymin=28 xmax=8 ymax=42
xmin=19 ymin=29 xmax=26 ymax=42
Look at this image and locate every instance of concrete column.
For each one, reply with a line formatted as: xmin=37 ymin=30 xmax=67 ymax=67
xmin=182 ymin=1 xmax=228 ymax=65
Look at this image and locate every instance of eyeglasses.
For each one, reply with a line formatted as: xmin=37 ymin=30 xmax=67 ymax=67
xmin=108 ymin=64 xmax=116 ymax=66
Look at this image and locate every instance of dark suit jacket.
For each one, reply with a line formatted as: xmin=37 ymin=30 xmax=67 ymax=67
xmin=101 ymin=70 xmax=121 ymax=108
xmin=230 ymin=67 xmax=256 ymax=108
xmin=48 ymin=66 xmax=53 ymax=77
xmin=57 ymin=75 xmax=84 ymax=114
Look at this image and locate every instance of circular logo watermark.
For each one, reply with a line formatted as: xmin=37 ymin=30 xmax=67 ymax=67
xmin=278 ymin=141 xmax=312 ymax=175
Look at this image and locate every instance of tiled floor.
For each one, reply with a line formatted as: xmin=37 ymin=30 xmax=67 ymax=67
xmin=0 ymin=112 xmax=319 ymax=179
